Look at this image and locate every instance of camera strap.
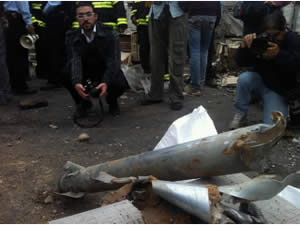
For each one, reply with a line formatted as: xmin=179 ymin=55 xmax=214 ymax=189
xmin=73 ymin=98 xmax=104 ymax=128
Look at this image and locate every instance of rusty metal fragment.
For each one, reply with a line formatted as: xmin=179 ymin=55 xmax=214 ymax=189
xmin=57 ymin=112 xmax=285 ymax=197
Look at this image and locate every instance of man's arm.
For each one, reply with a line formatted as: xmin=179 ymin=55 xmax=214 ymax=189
xmin=273 ymin=35 xmax=300 ymax=74
xmin=43 ymin=1 xmax=61 ymax=15
xmin=113 ymin=1 xmax=128 ymax=33
xmin=16 ymin=1 xmax=34 ymax=34
xmin=65 ymin=32 xmax=83 ymax=87
xmin=103 ymin=30 xmax=121 ymax=86
xmin=235 ymin=33 xmax=257 ymax=67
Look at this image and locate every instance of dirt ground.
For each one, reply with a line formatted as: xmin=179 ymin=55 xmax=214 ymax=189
xmin=0 ymin=78 xmax=299 ymax=223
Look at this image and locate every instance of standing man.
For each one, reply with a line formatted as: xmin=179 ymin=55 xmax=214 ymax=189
xmin=140 ymin=2 xmax=188 ymax=110
xmin=64 ymin=2 xmax=129 ymax=119
xmin=40 ymin=1 xmax=70 ymax=90
xmin=4 ymin=1 xmax=36 ymax=95
xmin=30 ymin=1 xmax=49 ymax=80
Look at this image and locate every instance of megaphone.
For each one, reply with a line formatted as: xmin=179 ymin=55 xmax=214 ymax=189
xmin=19 ymin=34 xmax=39 ymax=49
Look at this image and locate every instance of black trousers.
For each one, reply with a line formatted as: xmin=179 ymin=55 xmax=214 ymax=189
xmin=5 ymin=12 xmax=29 ymax=90
xmin=206 ymin=28 xmax=216 ymax=81
xmin=44 ymin=16 xmax=66 ymax=84
xmin=35 ymin=26 xmax=50 ymax=79
xmin=63 ymin=69 xmax=129 ymax=107
xmin=137 ymin=25 xmax=151 ymax=74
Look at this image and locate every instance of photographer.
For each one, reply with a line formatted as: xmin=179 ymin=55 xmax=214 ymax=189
xmin=64 ymin=2 xmax=128 ymax=119
xmin=229 ymin=11 xmax=300 ymax=130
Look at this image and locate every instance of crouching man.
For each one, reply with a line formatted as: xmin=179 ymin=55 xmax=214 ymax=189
xmin=229 ymin=11 xmax=300 ymax=130
xmin=64 ymin=2 xmax=129 ymax=119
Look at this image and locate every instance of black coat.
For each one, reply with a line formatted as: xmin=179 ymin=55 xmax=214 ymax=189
xmin=65 ymin=22 xmax=121 ymax=87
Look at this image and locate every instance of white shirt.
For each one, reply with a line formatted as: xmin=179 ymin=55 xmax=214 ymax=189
xmin=81 ymin=25 xmax=97 ymax=43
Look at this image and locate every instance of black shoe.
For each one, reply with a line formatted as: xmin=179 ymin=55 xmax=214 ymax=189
xmin=205 ymin=78 xmax=218 ymax=88
xmin=14 ymin=88 xmax=37 ymax=95
xmin=73 ymin=101 xmax=93 ymax=119
xmin=109 ymin=102 xmax=120 ymax=116
xmin=140 ymin=95 xmax=162 ymax=106
xmin=170 ymin=102 xmax=183 ymax=111
xmin=40 ymin=82 xmax=61 ymax=91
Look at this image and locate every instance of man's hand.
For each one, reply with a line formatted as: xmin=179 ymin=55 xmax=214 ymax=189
xmin=75 ymin=83 xmax=89 ymax=100
xmin=241 ymin=33 xmax=256 ymax=48
xmin=96 ymin=83 xmax=108 ymax=97
xmin=131 ymin=16 xmax=137 ymax=26
xmin=26 ymin=24 xmax=35 ymax=35
xmin=263 ymin=42 xmax=280 ymax=60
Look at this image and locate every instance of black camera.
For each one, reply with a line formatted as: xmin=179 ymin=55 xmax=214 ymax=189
xmin=251 ymin=33 xmax=277 ymax=58
xmin=84 ymin=79 xmax=100 ymax=98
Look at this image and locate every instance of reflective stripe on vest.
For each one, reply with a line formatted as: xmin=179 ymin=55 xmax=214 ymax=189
xmin=130 ymin=9 xmax=137 ymax=17
xmin=164 ymin=73 xmax=170 ymax=81
xmin=32 ymin=16 xmax=46 ymax=27
xmin=31 ymin=3 xmax=43 ymax=10
xmin=136 ymin=18 xmax=148 ymax=26
xmin=103 ymin=22 xmax=117 ymax=29
xmin=72 ymin=21 xmax=80 ymax=29
xmin=91 ymin=1 xmax=113 ymax=8
xmin=117 ymin=17 xmax=127 ymax=26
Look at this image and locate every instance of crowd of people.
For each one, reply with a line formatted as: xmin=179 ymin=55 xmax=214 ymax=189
xmin=0 ymin=1 xmax=299 ymax=130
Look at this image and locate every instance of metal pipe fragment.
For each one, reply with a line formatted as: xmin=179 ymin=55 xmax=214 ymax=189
xmin=57 ymin=112 xmax=286 ymax=197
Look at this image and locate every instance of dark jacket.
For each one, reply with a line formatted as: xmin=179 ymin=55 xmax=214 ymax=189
xmin=130 ymin=1 xmax=151 ymax=26
xmin=65 ymin=22 xmax=121 ymax=86
xmin=236 ymin=31 xmax=300 ymax=97
xmin=179 ymin=1 xmax=221 ymax=26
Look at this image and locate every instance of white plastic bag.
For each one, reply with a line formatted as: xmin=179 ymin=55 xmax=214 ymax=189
xmin=154 ymin=105 xmax=218 ymax=150
xmin=121 ymin=64 xmax=151 ymax=94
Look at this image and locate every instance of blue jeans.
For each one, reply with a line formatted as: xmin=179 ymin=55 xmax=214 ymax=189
xmin=234 ymin=71 xmax=288 ymax=124
xmin=188 ymin=16 xmax=216 ymax=88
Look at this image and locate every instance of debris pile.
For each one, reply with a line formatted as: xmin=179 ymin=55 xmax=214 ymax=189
xmin=52 ymin=112 xmax=300 ymax=223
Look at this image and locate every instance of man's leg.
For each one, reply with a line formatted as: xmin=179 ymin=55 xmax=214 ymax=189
xmin=168 ymin=13 xmax=187 ymax=109
xmin=199 ymin=16 xmax=216 ymax=88
xmin=5 ymin=13 xmax=31 ymax=93
xmin=230 ymin=71 xmax=264 ymax=129
xmin=137 ymin=25 xmax=151 ymax=74
xmin=147 ymin=10 xmax=168 ymax=101
xmin=106 ymin=70 xmax=129 ymax=116
xmin=188 ymin=25 xmax=201 ymax=88
xmin=262 ymin=88 xmax=288 ymax=125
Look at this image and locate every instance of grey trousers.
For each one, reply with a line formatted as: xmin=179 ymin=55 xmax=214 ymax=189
xmin=0 ymin=23 xmax=11 ymax=104
xmin=149 ymin=8 xmax=187 ymax=103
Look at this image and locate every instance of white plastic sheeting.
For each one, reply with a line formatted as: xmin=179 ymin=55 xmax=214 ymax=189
xmin=154 ymin=105 xmax=218 ymax=150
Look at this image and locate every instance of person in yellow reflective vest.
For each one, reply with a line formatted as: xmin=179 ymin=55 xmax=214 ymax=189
xmin=131 ymin=1 xmax=151 ymax=74
xmin=72 ymin=1 xmax=128 ymax=33
xmin=29 ymin=1 xmax=50 ymax=80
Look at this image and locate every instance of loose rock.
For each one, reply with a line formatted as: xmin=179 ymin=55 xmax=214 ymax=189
xmin=78 ymin=133 xmax=90 ymax=142
xmin=44 ymin=195 xmax=53 ymax=204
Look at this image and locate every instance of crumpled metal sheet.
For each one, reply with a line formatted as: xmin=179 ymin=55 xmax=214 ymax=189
xmin=278 ymin=185 xmax=300 ymax=209
xmin=219 ymin=171 xmax=300 ymax=201
xmin=151 ymin=180 xmax=211 ymax=223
